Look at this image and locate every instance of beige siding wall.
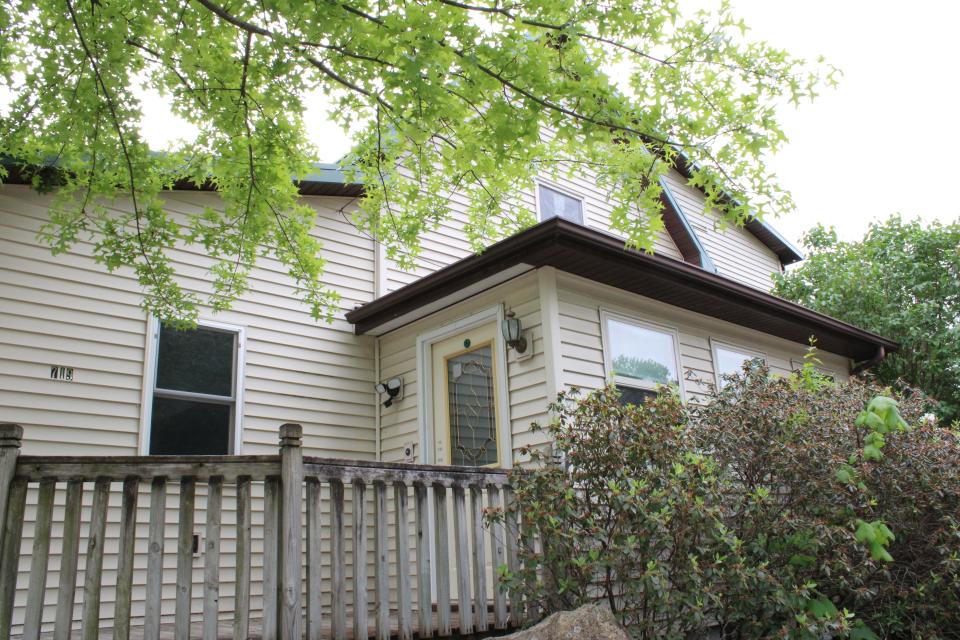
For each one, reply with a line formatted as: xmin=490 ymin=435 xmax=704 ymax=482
xmin=384 ymin=170 xmax=683 ymax=294
xmin=382 ymin=161 xmax=788 ymax=298
xmin=555 ymin=271 xmax=850 ymax=405
xmin=378 ymin=270 xmax=551 ymax=464
xmin=0 ymin=184 xmax=382 ymax=634
xmin=0 ymin=185 xmax=377 ymax=457
xmin=662 ymin=168 xmax=783 ymax=291
xmin=533 ymin=169 xmax=683 ymax=259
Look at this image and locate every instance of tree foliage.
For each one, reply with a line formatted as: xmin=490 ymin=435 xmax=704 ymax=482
xmin=773 ymin=217 xmax=960 ymax=423
xmin=500 ymin=362 xmax=958 ymax=638
xmin=0 ymin=0 xmax=833 ymax=321
xmin=611 ymin=354 xmax=672 ymax=384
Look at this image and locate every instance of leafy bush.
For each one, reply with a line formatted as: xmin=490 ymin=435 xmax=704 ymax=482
xmin=502 ymin=386 xmax=734 ymax=638
xmin=500 ymin=362 xmax=959 ymax=639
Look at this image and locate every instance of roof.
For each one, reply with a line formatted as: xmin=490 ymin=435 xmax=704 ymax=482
xmin=1 ymin=159 xmax=365 ymax=198
xmin=345 ymin=218 xmax=897 ymax=363
xmin=670 ymin=152 xmax=804 ymax=265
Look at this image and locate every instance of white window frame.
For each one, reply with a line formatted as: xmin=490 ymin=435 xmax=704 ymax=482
xmin=600 ymin=309 xmax=685 ymax=396
xmin=139 ymin=316 xmax=246 ymax=455
xmin=710 ymin=339 xmax=766 ymax=389
xmin=534 ymin=179 xmax=587 ymax=225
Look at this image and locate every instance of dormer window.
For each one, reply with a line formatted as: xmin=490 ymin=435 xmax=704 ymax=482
xmin=537 ymin=184 xmax=584 ymax=224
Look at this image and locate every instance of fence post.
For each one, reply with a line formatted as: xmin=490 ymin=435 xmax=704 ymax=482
xmin=0 ymin=425 xmax=23 ymax=554
xmin=279 ymin=423 xmax=304 ymax=640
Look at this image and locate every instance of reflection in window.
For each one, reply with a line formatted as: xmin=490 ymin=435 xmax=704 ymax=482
xmin=714 ymin=345 xmax=764 ymax=388
xmin=538 ymin=185 xmax=584 ymax=224
xmin=606 ymin=318 xmax=679 ymax=390
xmin=150 ymin=324 xmax=237 ymax=455
xmin=446 ymin=344 xmax=498 ymax=466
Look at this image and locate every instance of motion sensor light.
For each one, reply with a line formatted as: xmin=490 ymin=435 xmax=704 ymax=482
xmin=374 ymin=377 xmax=404 ymax=407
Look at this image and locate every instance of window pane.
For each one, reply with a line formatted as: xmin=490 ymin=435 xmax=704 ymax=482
xmin=607 ymin=319 xmax=678 ymax=387
xmin=150 ymin=396 xmax=231 ymax=455
xmin=156 ymin=324 xmax=234 ymax=397
xmin=616 ymin=385 xmax=658 ymax=407
xmin=715 ymin=346 xmax=760 ymax=387
xmin=538 ymin=185 xmax=583 ymax=224
xmin=447 ymin=345 xmax=498 ymax=466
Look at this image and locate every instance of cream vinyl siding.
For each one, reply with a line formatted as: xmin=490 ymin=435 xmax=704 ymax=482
xmin=384 ymin=169 xmax=684 ymax=294
xmin=0 ymin=185 xmax=381 ymax=634
xmin=661 ymin=168 xmax=783 ymax=291
xmin=555 ymin=271 xmax=849 ymax=405
xmin=535 ymin=169 xmax=683 ymax=259
xmin=378 ymin=271 xmax=550 ymax=464
xmin=0 ymin=185 xmax=377 ymax=457
xmin=534 ymin=128 xmax=682 ymax=258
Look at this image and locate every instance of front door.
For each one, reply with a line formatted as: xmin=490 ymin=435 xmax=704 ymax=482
xmin=431 ymin=324 xmax=501 ymax=467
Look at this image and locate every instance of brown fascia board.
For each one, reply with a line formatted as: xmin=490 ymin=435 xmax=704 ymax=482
xmin=659 ymin=190 xmax=702 ymax=267
xmin=346 ymin=218 xmax=897 ymax=363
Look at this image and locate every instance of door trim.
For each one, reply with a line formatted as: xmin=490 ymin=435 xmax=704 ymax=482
xmin=416 ymin=305 xmax=512 ymax=467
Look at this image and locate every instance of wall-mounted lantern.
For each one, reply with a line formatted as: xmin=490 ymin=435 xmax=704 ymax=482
xmin=501 ymin=310 xmax=528 ymax=354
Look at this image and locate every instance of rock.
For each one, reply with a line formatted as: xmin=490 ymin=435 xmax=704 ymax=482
xmin=501 ymin=603 xmax=630 ymax=640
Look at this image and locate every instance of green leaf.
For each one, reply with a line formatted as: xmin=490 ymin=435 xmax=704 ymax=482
xmin=850 ymin=624 xmax=881 ymax=640
xmin=806 ymin=596 xmax=838 ymax=619
xmin=3 ymin=0 xmax=834 ymax=326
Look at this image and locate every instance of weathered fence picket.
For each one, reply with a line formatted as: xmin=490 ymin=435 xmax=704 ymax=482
xmin=0 ymin=423 xmax=517 ymax=640
xmin=393 ymin=481 xmax=412 ymax=640
xmin=144 ymin=477 xmax=167 ymax=640
xmin=174 ymin=477 xmax=196 ymax=640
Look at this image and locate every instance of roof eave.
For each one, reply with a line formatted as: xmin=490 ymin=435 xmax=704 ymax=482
xmin=347 ymin=218 xmax=897 ymax=362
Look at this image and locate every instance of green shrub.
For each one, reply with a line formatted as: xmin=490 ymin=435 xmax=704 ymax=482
xmin=500 ymin=362 xmax=958 ymax=639
xmin=503 ymin=386 xmax=740 ymax=638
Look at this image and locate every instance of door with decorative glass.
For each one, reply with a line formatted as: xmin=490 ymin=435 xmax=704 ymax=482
xmin=431 ymin=324 xmax=501 ymax=467
xmin=429 ymin=323 xmax=503 ymax=621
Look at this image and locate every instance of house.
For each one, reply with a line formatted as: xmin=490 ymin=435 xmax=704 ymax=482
xmin=0 ymin=157 xmax=895 ymax=639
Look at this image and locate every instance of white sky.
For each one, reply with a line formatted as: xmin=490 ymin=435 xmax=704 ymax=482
xmin=118 ymin=0 xmax=960 ymax=251
xmin=725 ymin=0 xmax=960 ymax=248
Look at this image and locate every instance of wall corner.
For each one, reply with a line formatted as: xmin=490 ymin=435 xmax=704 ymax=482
xmin=537 ymin=267 xmax=564 ymax=401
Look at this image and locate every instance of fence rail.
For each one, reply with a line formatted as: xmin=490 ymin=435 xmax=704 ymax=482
xmin=0 ymin=423 xmax=523 ymax=640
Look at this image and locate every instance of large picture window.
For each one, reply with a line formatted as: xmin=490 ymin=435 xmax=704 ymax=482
xmin=712 ymin=341 xmax=765 ymax=389
xmin=602 ymin=312 xmax=682 ymax=404
xmin=147 ymin=321 xmax=243 ymax=455
xmin=537 ymin=184 xmax=584 ymax=224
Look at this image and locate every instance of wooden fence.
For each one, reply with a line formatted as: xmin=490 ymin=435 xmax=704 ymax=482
xmin=0 ymin=423 xmax=524 ymax=640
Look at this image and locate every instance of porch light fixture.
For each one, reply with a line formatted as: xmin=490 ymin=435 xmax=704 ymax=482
xmin=375 ymin=377 xmax=403 ymax=407
xmin=501 ymin=311 xmax=528 ymax=354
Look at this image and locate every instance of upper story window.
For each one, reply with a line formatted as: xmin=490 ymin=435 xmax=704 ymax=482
xmin=147 ymin=321 xmax=244 ymax=455
xmin=602 ymin=311 xmax=682 ymax=405
xmin=537 ymin=184 xmax=584 ymax=224
xmin=712 ymin=341 xmax=765 ymax=389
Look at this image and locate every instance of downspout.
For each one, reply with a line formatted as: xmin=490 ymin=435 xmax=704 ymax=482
xmin=850 ymin=345 xmax=886 ymax=376
xmin=375 ymin=336 xmax=381 ymax=461
xmin=374 ymin=233 xmax=385 ymax=462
